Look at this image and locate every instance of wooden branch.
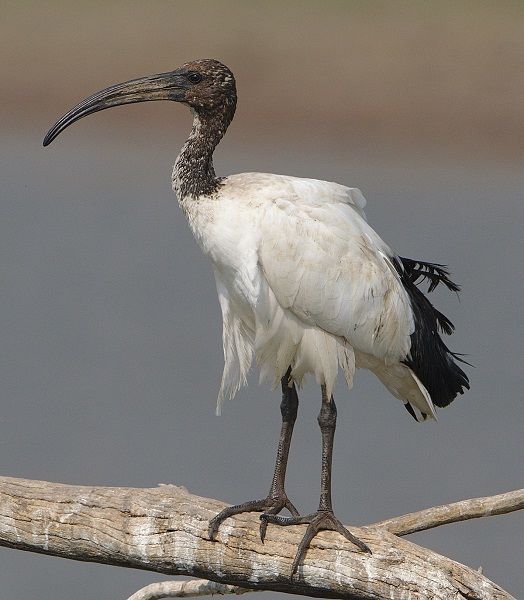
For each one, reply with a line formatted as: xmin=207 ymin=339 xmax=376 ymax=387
xmin=126 ymin=579 xmax=253 ymax=599
xmin=372 ymin=489 xmax=524 ymax=536
xmin=0 ymin=476 xmax=518 ymax=599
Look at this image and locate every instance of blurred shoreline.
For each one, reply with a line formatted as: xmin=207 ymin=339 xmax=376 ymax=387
xmin=3 ymin=1 xmax=523 ymax=161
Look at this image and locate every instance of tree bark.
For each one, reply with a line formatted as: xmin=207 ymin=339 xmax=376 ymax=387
xmin=374 ymin=489 xmax=524 ymax=536
xmin=126 ymin=579 xmax=253 ymax=599
xmin=0 ymin=476 xmax=518 ymax=599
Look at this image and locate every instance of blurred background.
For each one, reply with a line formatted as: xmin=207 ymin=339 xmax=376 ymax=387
xmin=1 ymin=1 xmax=523 ymax=598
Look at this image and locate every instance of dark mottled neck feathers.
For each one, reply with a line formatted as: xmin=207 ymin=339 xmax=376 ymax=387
xmin=173 ymin=101 xmax=236 ymax=199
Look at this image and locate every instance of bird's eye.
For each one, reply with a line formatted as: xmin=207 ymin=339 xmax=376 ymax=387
xmin=187 ymin=72 xmax=203 ymax=84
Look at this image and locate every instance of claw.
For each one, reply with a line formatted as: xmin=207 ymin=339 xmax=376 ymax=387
xmin=261 ymin=509 xmax=371 ymax=578
xmin=260 ymin=499 xmax=299 ymax=541
xmin=333 ymin=519 xmax=372 ymax=555
xmin=208 ymin=494 xmax=300 ymax=542
xmin=259 ymin=505 xmax=278 ymax=542
xmin=259 ymin=516 xmax=269 ymax=543
xmin=260 ymin=513 xmax=304 ymax=527
xmin=285 ymin=499 xmax=300 ymax=518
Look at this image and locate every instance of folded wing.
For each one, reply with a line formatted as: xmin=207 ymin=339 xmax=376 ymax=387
xmin=258 ymin=178 xmax=415 ymax=364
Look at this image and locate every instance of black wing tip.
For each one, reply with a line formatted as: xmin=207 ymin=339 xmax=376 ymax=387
xmin=403 ymin=353 xmax=470 ymax=409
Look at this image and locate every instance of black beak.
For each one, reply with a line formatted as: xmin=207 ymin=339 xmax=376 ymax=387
xmin=43 ymin=71 xmax=188 ymax=146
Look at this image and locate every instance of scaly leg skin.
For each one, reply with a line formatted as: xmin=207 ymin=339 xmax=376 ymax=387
xmin=260 ymin=385 xmax=371 ymax=578
xmin=208 ymin=368 xmax=300 ymax=541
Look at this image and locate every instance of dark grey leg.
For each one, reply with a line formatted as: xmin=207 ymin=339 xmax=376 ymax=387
xmin=261 ymin=385 xmax=371 ymax=577
xmin=208 ymin=367 xmax=300 ymax=541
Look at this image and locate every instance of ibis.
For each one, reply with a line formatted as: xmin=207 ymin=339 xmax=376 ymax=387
xmin=44 ymin=59 xmax=469 ymax=576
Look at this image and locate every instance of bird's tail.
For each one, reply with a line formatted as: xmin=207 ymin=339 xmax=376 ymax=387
xmin=394 ymin=257 xmax=470 ymax=411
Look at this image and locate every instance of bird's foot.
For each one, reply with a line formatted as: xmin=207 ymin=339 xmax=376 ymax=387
xmin=260 ymin=509 xmax=371 ymax=578
xmin=208 ymin=493 xmax=299 ymax=541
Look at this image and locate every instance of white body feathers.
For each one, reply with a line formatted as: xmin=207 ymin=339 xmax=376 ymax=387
xmin=176 ymin=172 xmax=436 ymax=420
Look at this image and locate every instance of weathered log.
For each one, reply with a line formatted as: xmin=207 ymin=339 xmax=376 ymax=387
xmin=0 ymin=476 xmax=518 ymax=599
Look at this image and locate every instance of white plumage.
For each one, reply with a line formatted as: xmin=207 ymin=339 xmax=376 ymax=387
xmin=177 ymin=172 xmax=436 ymax=420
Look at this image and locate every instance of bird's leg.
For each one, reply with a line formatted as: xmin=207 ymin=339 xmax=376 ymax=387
xmin=258 ymin=370 xmax=300 ymax=540
xmin=261 ymin=385 xmax=371 ymax=577
xmin=208 ymin=368 xmax=300 ymax=541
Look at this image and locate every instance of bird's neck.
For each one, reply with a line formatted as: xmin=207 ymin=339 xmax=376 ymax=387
xmin=173 ymin=106 xmax=233 ymax=199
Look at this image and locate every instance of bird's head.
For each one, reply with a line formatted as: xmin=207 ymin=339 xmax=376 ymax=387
xmin=43 ymin=59 xmax=236 ymax=146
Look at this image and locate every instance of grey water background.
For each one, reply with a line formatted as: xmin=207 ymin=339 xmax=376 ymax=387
xmin=2 ymin=1 xmax=524 ymax=597
xmin=2 ymin=127 xmax=523 ymax=598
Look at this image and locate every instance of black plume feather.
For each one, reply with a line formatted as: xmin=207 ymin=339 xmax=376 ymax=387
xmin=398 ymin=257 xmax=461 ymax=293
xmin=392 ymin=256 xmax=470 ymax=409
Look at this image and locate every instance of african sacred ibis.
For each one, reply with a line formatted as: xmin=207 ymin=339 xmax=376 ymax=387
xmin=44 ymin=59 xmax=469 ymax=576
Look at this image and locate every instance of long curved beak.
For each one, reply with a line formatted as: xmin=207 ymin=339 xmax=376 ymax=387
xmin=43 ymin=71 xmax=187 ymax=146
